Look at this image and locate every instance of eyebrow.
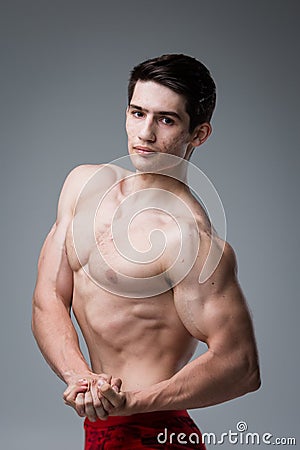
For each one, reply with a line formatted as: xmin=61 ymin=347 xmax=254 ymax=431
xmin=129 ymin=104 xmax=183 ymax=121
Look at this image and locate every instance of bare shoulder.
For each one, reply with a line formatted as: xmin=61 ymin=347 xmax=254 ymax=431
xmin=188 ymin=217 xmax=237 ymax=291
xmin=181 ymin=191 xmax=236 ymax=287
xmin=57 ymin=163 xmax=128 ymax=220
xmin=165 ymin=202 xmax=237 ymax=295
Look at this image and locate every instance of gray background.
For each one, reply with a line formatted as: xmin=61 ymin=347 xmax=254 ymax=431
xmin=1 ymin=1 xmax=299 ymax=449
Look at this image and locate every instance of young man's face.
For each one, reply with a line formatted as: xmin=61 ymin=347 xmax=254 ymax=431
xmin=126 ymin=80 xmax=198 ymax=172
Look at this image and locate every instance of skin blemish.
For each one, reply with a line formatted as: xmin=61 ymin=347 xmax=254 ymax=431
xmin=105 ymin=269 xmax=118 ymax=284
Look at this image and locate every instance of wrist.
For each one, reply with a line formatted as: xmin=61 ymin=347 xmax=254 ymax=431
xmin=128 ymin=379 xmax=170 ymax=414
xmin=63 ymin=369 xmax=95 ymax=385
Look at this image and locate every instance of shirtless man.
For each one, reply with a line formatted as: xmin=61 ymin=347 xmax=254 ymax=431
xmin=32 ymin=54 xmax=260 ymax=449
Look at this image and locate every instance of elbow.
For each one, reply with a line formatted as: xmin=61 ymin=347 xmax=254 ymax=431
xmin=227 ymin=347 xmax=261 ymax=397
xmin=246 ymin=365 xmax=261 ymax=393
xmin=239 ymin=354 xmax=261 ymax=395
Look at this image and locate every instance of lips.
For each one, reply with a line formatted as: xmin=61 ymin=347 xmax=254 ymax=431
xmin=133 ymin=146 xmax=156 ymax=155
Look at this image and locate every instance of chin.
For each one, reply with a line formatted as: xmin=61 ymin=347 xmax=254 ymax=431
xmin=129 ymin=152 xmax=161 ymax=173
xmin=130 ymin=152 xmax=184 ymax=175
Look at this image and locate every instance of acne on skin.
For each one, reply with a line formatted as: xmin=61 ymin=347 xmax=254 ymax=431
xmin=126 ymin=80 xmax=211 ymax=163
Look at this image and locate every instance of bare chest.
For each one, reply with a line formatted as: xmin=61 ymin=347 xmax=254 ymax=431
xmin=66 ymin=194 xmax=172 ymax=298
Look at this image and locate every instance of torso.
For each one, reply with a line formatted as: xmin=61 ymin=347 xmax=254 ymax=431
xmin=65 ymin=164 xmax=210 ymax=390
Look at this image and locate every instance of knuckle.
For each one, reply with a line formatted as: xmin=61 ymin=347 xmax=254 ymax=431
xmin=100 ymin=383 xmax=110 ymax=393
xmin=63 ymin=392 xmax=69 ymax=401
xmin=104 ymin=403 xmax=112 ymax=413
xmin=88 ymin=416 xmax=97 ymax=422
xmin=98 ymin=410 xmax=108 ymax=420
xmin=85 ymin=400 xmax=93 ymax=409
xmin=63 ymin=396 xmax=71 ymax=405
xmin=76 ymin=408 xmax=85 ymax=417
xmin=93 ymin=399 xmax=101 ymax=409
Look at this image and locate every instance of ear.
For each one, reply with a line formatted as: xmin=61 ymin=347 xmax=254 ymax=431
xmin=190 ymin=122 xmax=212 ymax=147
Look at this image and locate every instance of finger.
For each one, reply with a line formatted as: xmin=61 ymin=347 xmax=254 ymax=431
xmin=64 ymin=379 xmax=89 ymax=398
xmin=99 ymin=382 xmax=125 ymax=408
xmin=64 ymin=383 xmax=88 ymax=406
xmin=111 ymin=377 xmax=122 ymax=393
xmin=90 ymin=382 xmax=108 ymax=420
xmin=100 ymin=395 xmax=115 ymax=416
xmin=75 ymin=392 xmax=86 ymax=417
xmin=84 ymin=390 xmax=98 ymax=422
xmin=99 ymin=374 xmax=112 ymax=384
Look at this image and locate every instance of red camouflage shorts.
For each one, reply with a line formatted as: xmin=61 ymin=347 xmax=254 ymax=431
xmin=84 ymin=410 xmax=206 ymax=449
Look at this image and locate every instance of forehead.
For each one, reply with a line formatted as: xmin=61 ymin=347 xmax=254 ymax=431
xmin=131 ymin=80 xmax=188 ymax=115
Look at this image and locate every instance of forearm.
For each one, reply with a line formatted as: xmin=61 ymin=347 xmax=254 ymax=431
xmin=32 ymin=298 xmax=92 ymax=384
xmin=131 ymin=349 xmax=260 ymax=414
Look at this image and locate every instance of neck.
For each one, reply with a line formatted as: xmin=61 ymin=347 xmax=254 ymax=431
xmin=129 ymin=158 xmax=190 ymax=194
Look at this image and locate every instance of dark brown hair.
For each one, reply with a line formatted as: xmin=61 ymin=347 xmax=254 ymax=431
xmin=128 ymin=54 xmax=216 ymax=132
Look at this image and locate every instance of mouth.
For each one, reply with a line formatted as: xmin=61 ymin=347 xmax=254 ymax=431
xmin=133 ymin=146 xmax=157 ymax=155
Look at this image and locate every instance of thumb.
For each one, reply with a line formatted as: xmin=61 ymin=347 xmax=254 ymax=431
xmin=111 ymin=377 xmax=122 ymax=392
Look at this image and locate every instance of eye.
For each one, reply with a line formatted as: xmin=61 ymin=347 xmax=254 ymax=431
xmin=160 ymin=117 xmax=174 ymax=126
xmin=131 ymin=110 xmax=144 ymax=118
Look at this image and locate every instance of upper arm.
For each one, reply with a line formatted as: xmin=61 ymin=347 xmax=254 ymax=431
xmin=33 ymin=165 xmax=97 ymax=310
xmin=171 ymin=232 xmax=258 ymax=367
xmin=33 ymin=222 xmax=73 ymax=310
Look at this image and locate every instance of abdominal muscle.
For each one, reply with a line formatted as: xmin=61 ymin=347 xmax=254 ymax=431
xmin=71 ymin=271 xmax=198 ymax=391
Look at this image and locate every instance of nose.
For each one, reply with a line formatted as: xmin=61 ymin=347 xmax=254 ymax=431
xmin=138 ymin=117 xmax=156 ymax=142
